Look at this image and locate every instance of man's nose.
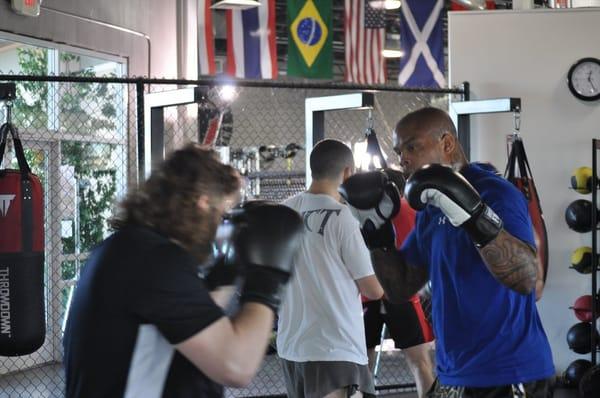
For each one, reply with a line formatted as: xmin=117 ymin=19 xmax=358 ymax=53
xmin=400 ymin=155 xmax=410 ymax=169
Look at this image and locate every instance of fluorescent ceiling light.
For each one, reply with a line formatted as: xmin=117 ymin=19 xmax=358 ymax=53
xmin=369 ymin=0 xmax=402 ymax=10
xmin=211 ymin=0 xmax=261 ymax=10
xmin=382 ymin=33 xmax=403 ymax=58
xmin=382 ymin=49 xmax=404 ymax=58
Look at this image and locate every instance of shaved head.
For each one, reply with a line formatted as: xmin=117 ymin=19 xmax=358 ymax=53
xmin=310 ymin=139 xmax=354 ymax=181
xmin=395 ymin=107 xmax=457 ymax=141
xmin=393 ymin=107 xmax=466 ymax=176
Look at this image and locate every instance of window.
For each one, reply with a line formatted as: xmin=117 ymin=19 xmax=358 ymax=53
xmin=0 ymin=34 xmax=128 ymax=372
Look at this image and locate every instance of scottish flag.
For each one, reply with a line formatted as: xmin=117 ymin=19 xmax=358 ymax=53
xmin=398 ymin=0 xmax=446 ymax=88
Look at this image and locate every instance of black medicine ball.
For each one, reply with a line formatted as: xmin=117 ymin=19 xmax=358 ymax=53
xmin=564 ymin=359 xmax=593 ymax=387
xmin=566 ymin=322 xmax=598 ymax=354
xmin=579 ymin=365 xmax=600 ymax=398
xmin=565 ymin=199 xmax=596 ymax=233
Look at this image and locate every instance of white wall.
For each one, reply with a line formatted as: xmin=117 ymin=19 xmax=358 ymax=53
xmin=449 ymin=8 xmax=600 ymax=374
xmin=0 ymin=44 xmax=21 ymax=73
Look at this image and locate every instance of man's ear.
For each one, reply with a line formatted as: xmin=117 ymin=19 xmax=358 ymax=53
xmin=196 ymin=194 xmax=210 ymax=212
xmin=342 ymin=166 xmax=353 ymax=181
xmin=441 ymin=133 xmax=456 ymax=156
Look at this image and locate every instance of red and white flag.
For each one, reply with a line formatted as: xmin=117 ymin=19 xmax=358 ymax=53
xmin=344 ymin=0 xmax=386 ymax=84
xmin=199 ymin=0 xmax=216 ymax=75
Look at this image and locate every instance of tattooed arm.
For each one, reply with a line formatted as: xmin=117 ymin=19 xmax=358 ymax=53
xmin=478 ymin=229 xmax=538 ymax=295
xmin=370 ymin=249 xmax=429 ymax=304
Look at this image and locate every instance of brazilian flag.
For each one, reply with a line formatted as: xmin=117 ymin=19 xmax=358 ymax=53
xmin=287 ymin=0 xmax=333 ymax=79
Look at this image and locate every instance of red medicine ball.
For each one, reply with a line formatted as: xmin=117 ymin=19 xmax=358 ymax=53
xmin=571 ymin=295 xmax=599 ymax=322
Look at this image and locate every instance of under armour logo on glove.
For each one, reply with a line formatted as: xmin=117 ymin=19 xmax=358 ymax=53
xmin=0 ymin=194 xmax=15 ymax=217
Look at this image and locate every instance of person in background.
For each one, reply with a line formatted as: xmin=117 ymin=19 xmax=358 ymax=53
xmin=277 ymin=139 xmax=384 ymax=398
xmin=362 ymin=197 xmax=435 ymax=398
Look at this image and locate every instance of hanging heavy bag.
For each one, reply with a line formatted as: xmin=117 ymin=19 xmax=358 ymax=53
xmin=504 ymin=136 xmax=549 ymax=283
xmin=0 ymin=121 xmax=45 ymax=356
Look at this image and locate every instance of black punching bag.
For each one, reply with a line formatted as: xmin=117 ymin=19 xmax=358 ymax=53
xmin=504 ymin=137 xmax=549 ymax=282
xmin=0 ymin=122 xmax=45 ymax=356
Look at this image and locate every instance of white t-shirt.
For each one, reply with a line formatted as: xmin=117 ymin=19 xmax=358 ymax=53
xmin=277 ymin=192 xmax=375 ymax=364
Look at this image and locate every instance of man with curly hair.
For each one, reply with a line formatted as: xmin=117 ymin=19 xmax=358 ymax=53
xmin=63 ymin=143 xmax=304 ymax=398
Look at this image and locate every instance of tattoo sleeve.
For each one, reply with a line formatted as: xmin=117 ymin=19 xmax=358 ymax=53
xmin=479 ymin=229 xmax=538 ymax=295
xmin=370 ymin=249 xmax=429 ymax=303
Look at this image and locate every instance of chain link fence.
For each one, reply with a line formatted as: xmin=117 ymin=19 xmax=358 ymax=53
xmin=0 ymin=69 xmax=132 ymax=397
xmin=0 ymin=73 xmax=463 ymax=397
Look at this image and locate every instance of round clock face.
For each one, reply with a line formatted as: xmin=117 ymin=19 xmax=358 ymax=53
xmin=568 ymin=58 xmax=600 ymax=101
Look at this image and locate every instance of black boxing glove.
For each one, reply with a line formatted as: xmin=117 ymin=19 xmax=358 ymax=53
xmin=201 ymin=219 xmax=239 ymax=290
xmin=404 ymin=164 xmax=503 ymax=248
xmin=339 ymin=169 xmax=404 ymax=250
xmin=232 ymin=201 xmax=303 ymax=312
xmin=203 ymin=255 xmax=239 ymax=291
xmin=360 ymin=220 xmax=396 ymax=251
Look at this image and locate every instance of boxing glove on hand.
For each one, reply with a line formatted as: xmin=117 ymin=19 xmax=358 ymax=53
xmin=339 ymin=169 xmax=404 ymax=229
xmin=339 ymin=169 xmax=404 ymax=250
xmin=203 ymin=220 xmax=239 ymax=290
xmin=203 ymin=255 xmax=238 ymax=291
xmin=232 ymin=201 xmax=303 ymax=312
xmin=360 ymin=220 xmax=396 ymax=251
xmin=404 ymin=164 xmax=503 ymax=248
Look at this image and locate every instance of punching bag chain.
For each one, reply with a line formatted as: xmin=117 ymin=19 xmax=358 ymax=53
xmin=365 ymin=108 xmax=374 ymax=135
xmin=513 ymin=107 xmax=521 ymax=137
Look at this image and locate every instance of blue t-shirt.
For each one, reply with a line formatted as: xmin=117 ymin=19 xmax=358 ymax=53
xmin=401 ymin=163 xmax=554 ymax=387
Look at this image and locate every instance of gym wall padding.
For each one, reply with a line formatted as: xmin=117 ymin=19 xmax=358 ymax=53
xmin=449 ymin=8 xmax=600 ymax=374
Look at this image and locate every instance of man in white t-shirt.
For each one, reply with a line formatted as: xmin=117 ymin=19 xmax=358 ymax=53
xmin=277 ymin=139 xmax=384 ymax=398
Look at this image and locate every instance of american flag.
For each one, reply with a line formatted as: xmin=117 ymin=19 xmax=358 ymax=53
xmin=345 ymin=0 xmax=386 ymax=84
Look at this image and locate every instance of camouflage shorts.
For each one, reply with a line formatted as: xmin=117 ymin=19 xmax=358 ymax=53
xmin=426 ymin=378 xmax=554 ymax=398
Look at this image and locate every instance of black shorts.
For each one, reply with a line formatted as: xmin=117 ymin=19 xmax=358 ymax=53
xmin=363 ymin=296 xmax=434 ymax=349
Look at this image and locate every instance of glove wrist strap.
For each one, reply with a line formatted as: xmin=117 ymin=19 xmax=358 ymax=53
xmin=463 ymin=204 xmax=503 ymax=248
xmin=240 ymin=265 xmax=290 ymax=313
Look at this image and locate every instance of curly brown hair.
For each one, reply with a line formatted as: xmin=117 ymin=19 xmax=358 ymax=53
xmin=110 ymin=143 xmax=241 ymax=261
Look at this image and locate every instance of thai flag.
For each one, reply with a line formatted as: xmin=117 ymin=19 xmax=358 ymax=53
xmin=199 ymin=0 xmax=216 ymax=75
xmin=226 ymin=0 xmax=278 ymax=79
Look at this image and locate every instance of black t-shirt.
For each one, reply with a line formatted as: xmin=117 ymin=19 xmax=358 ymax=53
xmin=63 ymin=226 xmax=225 ymax=398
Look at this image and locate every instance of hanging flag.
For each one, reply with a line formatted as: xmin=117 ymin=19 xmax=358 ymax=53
xmin=287 ymin=0 xmax=333 ymax=79
xmin=398 ymin=0 xmax=446 ymax=88
xmin=226 ymin=0 xmax=278 ymax=79
xmin=344 ymin=0 xmax=386 ymax=84
xmin=199 ymin=0 xmax=216 ymax=75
